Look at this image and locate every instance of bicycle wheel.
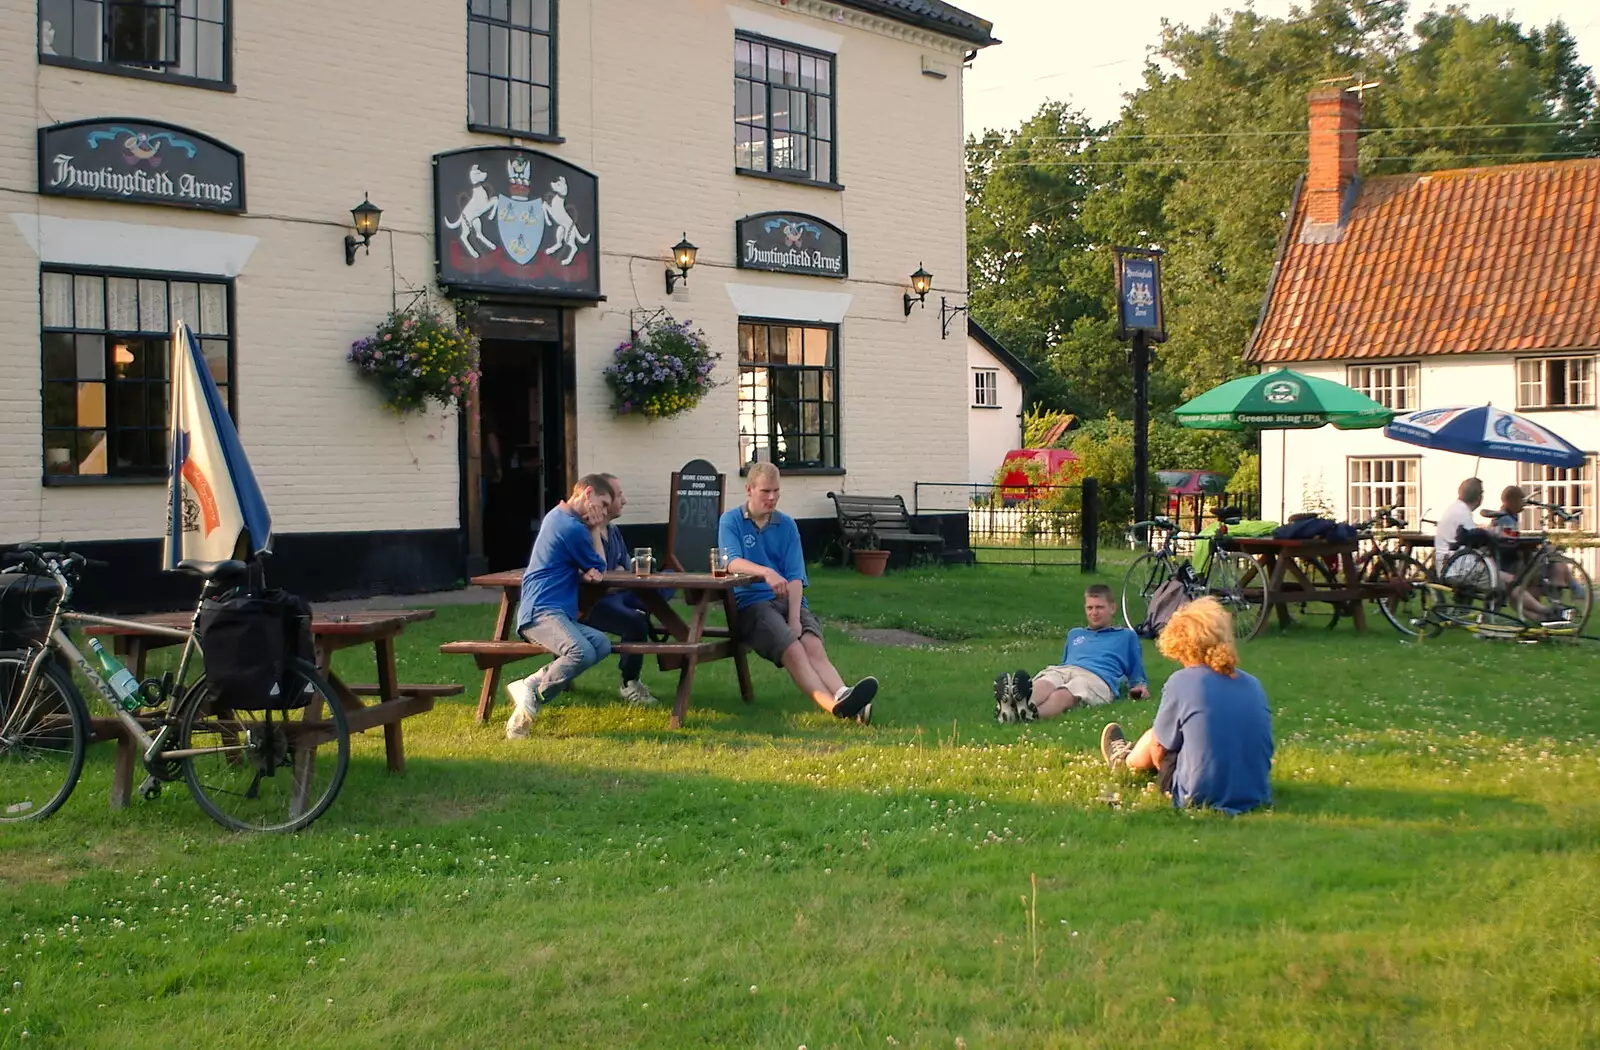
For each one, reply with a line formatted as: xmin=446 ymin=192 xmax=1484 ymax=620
xmin=1433 ymin=604 xmax=1527 ymax=639
xmin=1373 ymin=551 xmax=1435 ymax=636
xmin=0 ymin=650 xmax=89 ymax=823
xmin=1121 ymin=553 xmax=1175 ymax=631
xmin=1528 ymin=553 xmax=1592 ymax=632
xmin=1205 ymin=550 xmax=1264 ymax=641
xmin=1440 ymin=548 xmax=1496 ymax=605
xmin=180 ymin=658 xmax=350 ymax=833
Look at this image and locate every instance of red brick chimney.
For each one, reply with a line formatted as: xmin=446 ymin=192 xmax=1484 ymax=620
xmin=1305 ymin=86 xmax=1361 ymax=228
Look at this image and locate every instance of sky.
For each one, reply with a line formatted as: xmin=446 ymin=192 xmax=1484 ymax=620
xmin=962 ymin=0 xmax=1600 ymax=135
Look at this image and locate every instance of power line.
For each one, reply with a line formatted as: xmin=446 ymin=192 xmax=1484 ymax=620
xmin=976 ymin=150 xmax=1597 ymax=168
xmin=965 ymin=119 xmax=1589 ymax=146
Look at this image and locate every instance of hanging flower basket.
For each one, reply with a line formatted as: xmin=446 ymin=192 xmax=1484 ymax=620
xmin=603 ymin=315 xmax=720 ymax=420
xmin=348 ymin=301 xmax=481 ymax=414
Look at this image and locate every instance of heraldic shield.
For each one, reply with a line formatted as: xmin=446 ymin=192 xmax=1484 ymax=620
xmin=497 ymin=195 xmax=547 ymax=265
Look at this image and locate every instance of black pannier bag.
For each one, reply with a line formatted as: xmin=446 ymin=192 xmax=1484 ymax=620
xmin=196 ymin=589 xmax=315 ymax=710
xmin=0 ymin=574 xmax=60 ymax=649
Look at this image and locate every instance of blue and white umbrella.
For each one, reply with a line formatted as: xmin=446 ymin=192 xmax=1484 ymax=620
xmin=1384 ymin=404 xmax=1585 ymax=468
xmin=163 ymin=321 xmax=273 ymax=569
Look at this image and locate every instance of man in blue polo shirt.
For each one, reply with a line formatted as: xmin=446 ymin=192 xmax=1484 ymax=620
xmin=504 ymin=474 xmax=614 ymax=739
xmin=994 ymin=583 xmax=1149 ymax=722
xmin=719 ymin=462 xmax=879 ymax=724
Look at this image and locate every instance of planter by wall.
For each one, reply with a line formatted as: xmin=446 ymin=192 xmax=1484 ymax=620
xmin=852 ymin=549 xmax=890 ymax=577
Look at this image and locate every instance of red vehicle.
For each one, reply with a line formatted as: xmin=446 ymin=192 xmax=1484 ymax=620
xmin=998 ymin=449 xmax=1082 ymax=503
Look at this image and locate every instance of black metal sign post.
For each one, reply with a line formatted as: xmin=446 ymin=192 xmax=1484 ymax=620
xmin=1112 ymin=247 xmax=1167 ymax=528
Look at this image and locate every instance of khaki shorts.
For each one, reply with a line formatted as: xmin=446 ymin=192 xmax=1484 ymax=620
xmin=737 ymin=598 xmax=824 ymax=666
xmin=1032 ymin=664 xmax=1115 ymax=706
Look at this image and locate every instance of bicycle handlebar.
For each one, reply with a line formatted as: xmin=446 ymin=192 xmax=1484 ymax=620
xmin=1 ymin=544 xmax=108 ymax=577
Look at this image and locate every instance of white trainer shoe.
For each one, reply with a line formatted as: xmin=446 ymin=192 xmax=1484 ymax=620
xmin=505 ymin=675 xmax=543 ymax=739
xmin=619 ymin=679 xmax=659 ymax=706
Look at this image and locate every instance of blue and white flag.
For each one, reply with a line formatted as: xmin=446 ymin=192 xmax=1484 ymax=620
xmin=163 ymin=321 xmax=272 ymax=569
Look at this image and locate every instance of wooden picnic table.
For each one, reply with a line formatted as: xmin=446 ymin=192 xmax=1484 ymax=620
xmin=1228 ymin=536 xmax=1384 ymax=640
xmin=82 ymin=609 xmax=460 ymax=807
xmin=443 ymin=569 xmax=759 ymax=729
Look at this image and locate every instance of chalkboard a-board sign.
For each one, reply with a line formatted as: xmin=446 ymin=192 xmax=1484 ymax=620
xmin=666 ymin=459 xmax=725 ymax=573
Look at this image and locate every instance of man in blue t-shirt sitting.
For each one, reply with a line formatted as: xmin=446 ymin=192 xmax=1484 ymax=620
xmin=994 ymin=584 xmax=1149 ymax=723
xmin=1100 ymin=597 xmax=1273 ymax=814
xmin=578 ymin=472 xmax=660 ymax=707
xmin=504 ymin=474 xmax=614 ymax=739
xmin=718 ymin=463 xmax=879 ymax=724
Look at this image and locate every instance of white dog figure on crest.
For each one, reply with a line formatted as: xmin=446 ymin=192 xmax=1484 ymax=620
xmin=444 ymin=164 xmax=498 ymax=258
xmin=542 ymin=176 xmax=591 ymax=265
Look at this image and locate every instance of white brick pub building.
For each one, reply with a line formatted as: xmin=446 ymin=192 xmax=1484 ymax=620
xmin=0 ymin=0 xmax=993 ymax=605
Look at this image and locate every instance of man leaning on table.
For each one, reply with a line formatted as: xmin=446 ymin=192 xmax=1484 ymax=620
xmin=718 ymin=462 xmax=879 ymax=724
xmin=504 ymin=474 xmax=614 ymax=739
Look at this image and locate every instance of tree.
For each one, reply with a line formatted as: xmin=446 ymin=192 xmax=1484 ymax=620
xmin=968 ymin=0 xmax=1600 ymax=415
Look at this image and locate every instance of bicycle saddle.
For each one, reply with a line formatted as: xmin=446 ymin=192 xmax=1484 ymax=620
xmin=175 ymin=559 xmax=249 ymax=581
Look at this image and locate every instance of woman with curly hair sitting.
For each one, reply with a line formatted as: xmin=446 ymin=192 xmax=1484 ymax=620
xmin=1099 ymin=597 xmax=1274 ymax=814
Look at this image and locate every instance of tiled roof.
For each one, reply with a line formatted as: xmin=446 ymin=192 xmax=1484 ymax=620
xmin=968 ymin=318 xmax=1038 ymax=384
xmin=1247 ymin=158 xmax=1600 ymax=363
xmin=835 ymin=0 xmax=996 ymax=46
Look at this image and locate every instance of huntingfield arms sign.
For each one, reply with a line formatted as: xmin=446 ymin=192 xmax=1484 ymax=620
xmin=38 ymin=118 xmax=245 ymax=213
xmin=735 ymin=212 xmax=847 ymax=278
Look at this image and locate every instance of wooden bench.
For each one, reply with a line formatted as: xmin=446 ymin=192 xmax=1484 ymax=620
xmin=345 ymin=683 xmax=466 ymax=700
xmin=440 ymin=638 xmax=735 ymax=672
xmin=827 ymin=492 xmax=944 ymax=558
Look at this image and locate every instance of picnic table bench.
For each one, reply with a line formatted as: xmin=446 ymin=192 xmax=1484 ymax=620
xmin=1229 ymin=536 xmax=1405 ymax=639
xmin=827 ymin=492 xmax=944 ymax=557
xmin=444 ymin=569 xmax=757 ymax=729
xmin=82 ymin=609 xmax=459 ymax=808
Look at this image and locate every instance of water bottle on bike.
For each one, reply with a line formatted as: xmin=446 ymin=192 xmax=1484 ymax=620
xmin=86 ymin=637 xmax=142 ymax=711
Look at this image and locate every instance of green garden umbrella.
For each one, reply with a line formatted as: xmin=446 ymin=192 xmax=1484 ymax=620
xmin=1174 ymin=368 xmax=1395 ymax=520
xmin=1174 ymin=368 xmax=1395 ymax=431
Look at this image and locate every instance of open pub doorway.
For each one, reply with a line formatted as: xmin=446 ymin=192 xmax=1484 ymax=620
xmin=478 ymin=333 xmax=568 ymax=571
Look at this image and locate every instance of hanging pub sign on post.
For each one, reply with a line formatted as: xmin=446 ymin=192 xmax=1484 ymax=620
xmin=1112 ymin=246 xmax=1167 ymax=530
xmin=1112 ymin=246 xmax=1167 ymax=343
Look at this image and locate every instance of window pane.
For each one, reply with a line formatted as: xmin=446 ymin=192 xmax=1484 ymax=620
xmin=511 ymin=28 xmax=530 ymax=79
xmin=490 ymin=24 xmax=509 ymax=76
xmin=170 ymin=282 xmax=200 ymax=331
xmin=121 ymin=337 xmax=165 ymax=380
xmin=511 ymin=81 xmax=531 ymax=129
xmin=817 ymin=97 xmax=831 ymax=140
xmin=531 ymin=35 xmax=550 ymax=85
xmin=72 ymin=0 xmax=101 ymax=60
xmin=800 ymin=55 xmax=816 ymax=91
xmin=749 ymin=127 xmax=767 ymax=171
xmin=114 ymin=381 xmax=145 ymax=427
xmin=42 ymin=272 xmax=73 ymax=327
xmin=471 ymin=0 xmax=490 ymax=14
xmin=202 ymin=340 xmax=228 ymax=385
xmin=800 ymin=370 xmax=820 ymax=399
xmin=76 ymin=335 xmax=105 ymax=380
xmin=77 ymin=381 xmax=107 ymax=427
xmin=767 ymin=46 xmax=783 ymax=83
xmin=469 ymin=74 xmax=490 ymax=124
xmin=196 ymin=21 xmax=223 ymax=80
xmin=511 ymin=0 xmax=531 ymax=27
xmin=750 ymin=325 xmax=767 ymax=363
xmin=43 ymin=334 xmax=76 ymax=378
xmin=74 ymin=274 xmax=104 ymax=328
xmin=815 ymin=141 xmax=831 ymax=182
xmin=139 ymin=279 xmax=168 ymax=331
xmin=748 ymin=43 xmax=766 ymax=81
xmin=531 ymin=87 xmax=551 ymax=134
xmin=735 ymin=40 xmax=751 ymax=77
xmin=802 ymin=329 xmax=829 ymax=366
xmin=199 ymin=283 xmax=227 ymax=334
xmin=490 ymin=80 xmax=509 ymax=129
xmin=816 ymin=57 xmax=830 ymax=94
xmin=766 ymin=328 xmax=788 ymax=364
xmin=468 ymin=19 xmax=489 ymax=73
xmin=490 ymin=0 xmax=508 ymax=20
xmin=530 ymin=0 xmax=550 ymax=30
xmin=107 ymin=277 xmax=139 ymax=330
xmin=43 ymin=384 xmax=75 ymax=428
xmin=78 ymin=430 xmax=109 ymax=475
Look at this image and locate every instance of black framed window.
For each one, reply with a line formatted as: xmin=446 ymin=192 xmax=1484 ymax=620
xmin=41 ymin=269 xmax=233 ymax=482
xmin=39 ymin=0 xmax=231 ymax=86
xmin=468 ymin=0 xmax=557 ymax=139
xmin=734 ymin=33 xmax=835 ymax=185
xmin=738 ymin=321 xmax=839 ymax=471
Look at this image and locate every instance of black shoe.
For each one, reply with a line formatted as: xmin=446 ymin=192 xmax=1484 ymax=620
xmin=993 ymin=672 xmax=1018 ymax=723
xmin=1101 ymin=723 xmax=1133 ymax=770
xmin=1011 ymin=671 xmax=1036 ymax=720
xmin=835 ymin=676 xmax=878 ymax=721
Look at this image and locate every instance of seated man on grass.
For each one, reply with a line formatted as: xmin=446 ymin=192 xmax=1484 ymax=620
xmin=504 ymin=475 xmax=614 ymax=739
xmin=994 ymin=583 xmax=1148 ymax=723
xmin=1100 ymin=597 xmax=1273 ymax=814
xmin=719 ymin=462 xmax=879 ymax=724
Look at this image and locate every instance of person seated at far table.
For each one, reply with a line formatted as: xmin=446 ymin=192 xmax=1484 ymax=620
xmin=718 ymin=462 xmax=879 ymax=724
xmin=1100 ymin=597 xmax=1274 ymax=815
xmin=504 ymin=475 xmax=614 ymax=739
xmin=578 ymin=472 xmax=660 ymax=707
xmin=1434 ymin=476 xmax=1484 ymax=569
xmin=1488 ymin=485 xmax=1570 ymax=623
xmin=993 ymin=583 xmax=1149 ymax=723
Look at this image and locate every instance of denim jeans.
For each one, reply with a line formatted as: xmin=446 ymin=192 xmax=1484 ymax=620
xmin=580 ymin=595 xmax=651 ymax=683
xmin=520 ymin=610 xmax=611 ymax=698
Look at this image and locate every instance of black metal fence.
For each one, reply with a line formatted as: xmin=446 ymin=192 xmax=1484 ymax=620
xmin=1146 ymin=490 xmax=1264 ymax=534
xmin=912 ymin=480 xmax=1100 ymax=571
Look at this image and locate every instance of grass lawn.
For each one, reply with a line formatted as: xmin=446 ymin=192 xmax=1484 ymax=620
xmin=4 ymin=564 xmax=1599 ymax=1048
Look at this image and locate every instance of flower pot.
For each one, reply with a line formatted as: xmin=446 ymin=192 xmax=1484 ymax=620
xmin=852 ymin=549 xmax=890 ymax=577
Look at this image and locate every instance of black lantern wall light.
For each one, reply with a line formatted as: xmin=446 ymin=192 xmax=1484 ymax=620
xmin=902 ymin=264 xmax=933 ymax=315
xmin=344 ymin=193 xmax=383 ymax=265
xmin=665 ymin=233 xmax=698 ymax=293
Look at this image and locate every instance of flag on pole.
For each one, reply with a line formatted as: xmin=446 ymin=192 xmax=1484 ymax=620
xmin=164 ymin=321 xmax=272 ymax=569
